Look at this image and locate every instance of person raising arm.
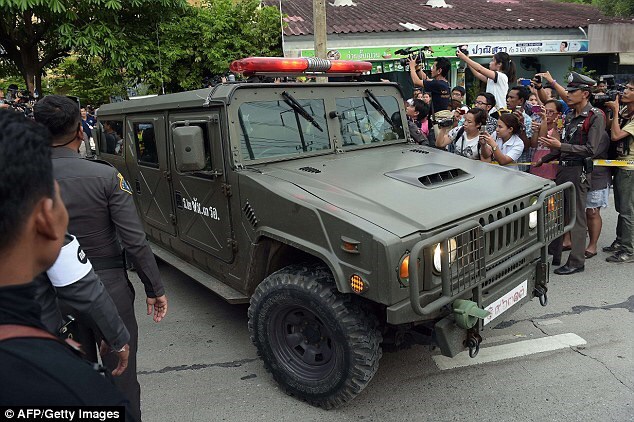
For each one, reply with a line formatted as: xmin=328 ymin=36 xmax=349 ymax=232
xmin=456 ymin=50 xmax=516 ymax=111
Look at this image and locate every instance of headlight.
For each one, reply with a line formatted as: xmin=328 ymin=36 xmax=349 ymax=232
xmin=529 ymin=211 xmax=538 ymax=229
xmin=529 ymin=196 xmax=538 ymax=230
xmin=433 ymin=238 xmax=457 ymax=273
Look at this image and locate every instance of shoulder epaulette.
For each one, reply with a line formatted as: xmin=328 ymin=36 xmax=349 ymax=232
xmin=89 ymin=158 xmax=115 ymax=168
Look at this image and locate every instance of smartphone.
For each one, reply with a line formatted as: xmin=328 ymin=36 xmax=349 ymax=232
xmin=519 ymin=78 xmax=531 ymax=87
xmin=515 ymin=105 xmax=523 ymax=113
xmin=531 ymin=105 xmax=542 ymax=114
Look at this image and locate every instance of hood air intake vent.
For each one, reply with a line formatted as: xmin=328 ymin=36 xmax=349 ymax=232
xmin=409 ymin=148 xmax=429 ymax=154
xmin=385 ymin=163 xmax=472 ymax=189
xmin=419 ymin=168 xmax=467 ymax=187
xmin=299 ymin=166 xmax=322 ymax=173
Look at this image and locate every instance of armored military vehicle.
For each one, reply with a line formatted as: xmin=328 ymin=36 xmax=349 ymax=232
xmin=96 ymin=57 xmax=574 ymax=409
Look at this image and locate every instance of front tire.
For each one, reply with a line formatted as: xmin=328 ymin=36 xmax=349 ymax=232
xmin=248 ymin=264 xmax=382 ymax=409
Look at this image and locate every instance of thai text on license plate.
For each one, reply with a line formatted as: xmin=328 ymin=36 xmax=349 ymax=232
xmin=483 ymin=280 xmax=528 ymax=326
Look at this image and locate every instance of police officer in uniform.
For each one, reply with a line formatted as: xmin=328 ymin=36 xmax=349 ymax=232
xmin=35 ymin=233 xmax=130 ymax=376
xmin=0 ymin=108 xmax=136 ymax=421
xmin=34 ymin=96 xmax=168 ymax=421
xmin=535 ymin=72 xmax=605 ymax=275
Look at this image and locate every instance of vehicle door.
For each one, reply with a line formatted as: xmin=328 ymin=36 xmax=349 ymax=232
xmin=169 ymin=111 xmax=234 ymax=263
xmin=94 ymin=117 xmax=129 ymax=179
xmin=125 ymin=114 xmax=176 ymax=235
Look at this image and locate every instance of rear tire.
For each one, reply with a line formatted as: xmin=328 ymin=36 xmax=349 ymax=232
xmin=248 ymin=264 xmax=382 ymax=409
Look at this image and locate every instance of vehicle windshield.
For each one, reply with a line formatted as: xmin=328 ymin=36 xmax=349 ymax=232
xmin=336 ymin=95 xmax=404 ymax=148
xmin=238 ymin=99 xmax=330 ymax=161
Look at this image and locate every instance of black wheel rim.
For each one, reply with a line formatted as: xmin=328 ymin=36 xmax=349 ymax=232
xmin=269 ymin=305 xmax=337 ymax=381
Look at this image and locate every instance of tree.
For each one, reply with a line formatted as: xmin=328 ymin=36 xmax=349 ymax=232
xmin=0 ymin=0 xmax=187 ymax=95
xmin=556 ymin=0 xmax=634 ymax=17
xmin=45 ymin=56 xmax=126 ymax=105
xmin=138 ymin=0 xmax=283 ymax=93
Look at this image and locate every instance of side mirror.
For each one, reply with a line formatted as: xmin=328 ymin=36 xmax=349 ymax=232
xmin=173 ymin=126 xmax=206 ymax=172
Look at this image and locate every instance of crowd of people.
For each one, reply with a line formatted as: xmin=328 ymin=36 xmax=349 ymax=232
xmin=405 ymin=53 xmax=634 ymax=274
xmin=0 ymin=53 xmax=632 ymax=418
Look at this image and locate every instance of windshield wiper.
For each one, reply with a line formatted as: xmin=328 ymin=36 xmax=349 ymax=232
xmin=281 ymin=91 xmax=324 ymax=132
xmin=364 ymin=89 xmax=397 ymax=131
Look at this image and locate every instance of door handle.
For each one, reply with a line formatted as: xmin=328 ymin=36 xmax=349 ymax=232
xmin=175 ymin=191 xmax=183 ymax=209
xmin=135 ymin=179 xmax=141 ymax=194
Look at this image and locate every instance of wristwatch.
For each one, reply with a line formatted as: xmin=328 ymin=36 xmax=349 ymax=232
xmin=491 ymin=145 xmax=498 ymax=152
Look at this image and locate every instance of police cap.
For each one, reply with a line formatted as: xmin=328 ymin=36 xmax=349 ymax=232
xmin=566 ymin=72 xmax=596 ymax=92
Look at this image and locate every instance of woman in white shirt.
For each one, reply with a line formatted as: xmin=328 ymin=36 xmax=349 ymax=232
xmin=456 ymin=50 xmax=516 ymax=112
xmin=436 ymin=108 xmax=488 ymax=160
xmin=479 ymin=113 xmax=524 ymax=168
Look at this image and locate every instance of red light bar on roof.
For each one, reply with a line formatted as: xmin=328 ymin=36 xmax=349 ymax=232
xmin=229 ymin=57 xmax=372 ymax=77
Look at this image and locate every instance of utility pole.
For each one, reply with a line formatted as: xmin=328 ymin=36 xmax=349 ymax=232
xmin=313 ymin=0 xmax=327 ymax=82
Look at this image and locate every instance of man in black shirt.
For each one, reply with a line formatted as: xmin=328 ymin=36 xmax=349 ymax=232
xmin=409 ymin=56 xmax=451 ymax=114
xmin=0 ymin=110 xmax=135 ymax=420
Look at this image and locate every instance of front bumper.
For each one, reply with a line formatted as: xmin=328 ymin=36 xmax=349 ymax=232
xmin=386 ymin=182 xmax=575 ymax=325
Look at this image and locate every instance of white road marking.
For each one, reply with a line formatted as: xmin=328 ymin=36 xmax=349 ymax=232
xmin=433 ymin=333 xmax=586 ymax=370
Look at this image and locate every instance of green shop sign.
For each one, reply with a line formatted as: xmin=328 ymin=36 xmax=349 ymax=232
xmin=301 ymin=45 xmax=459 ymax=61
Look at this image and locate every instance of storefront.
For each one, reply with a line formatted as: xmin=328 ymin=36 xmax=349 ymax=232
xmin=298 ymin=39 xmax=589 ymax=89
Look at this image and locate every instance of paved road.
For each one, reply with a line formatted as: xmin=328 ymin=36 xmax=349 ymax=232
xmin=133 ymin=197 xmax=633 ymax=422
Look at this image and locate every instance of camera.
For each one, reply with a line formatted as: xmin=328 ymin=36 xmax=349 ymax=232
xmin=533 ymin=75 xmax=542 ymax=84
xmin=395 ymin=47 xmax=430 ymax=68
xmin=455 ymin=45 xmax=469 ymax=56
xmin=593 ymin=87 xmax=624 ymax=108
xmin=438 ymin=118 xmax=454 ymax=128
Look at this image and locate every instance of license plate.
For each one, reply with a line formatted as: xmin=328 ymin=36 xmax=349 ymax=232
xmin=483 ymin=280 xmax=528 ymax=326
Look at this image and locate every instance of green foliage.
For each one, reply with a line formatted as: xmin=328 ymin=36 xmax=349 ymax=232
xmin=567 ymin=65 xmax=596 ymax=81
xmin=0 ymin=0 xmax=283 ymax=99
xmin=138 ymin=0 xmax=283 ymax=93
xmin=555 ymin=0 xmax=634 ymax=17
xmin=45 ymin=56 xmax=127 ymax=105
xmin=0 ymin=0 xmax=188 ymax=93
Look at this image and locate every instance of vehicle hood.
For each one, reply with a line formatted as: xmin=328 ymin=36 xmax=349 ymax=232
xmin=257 ymin=145 xmax=551 ymax=237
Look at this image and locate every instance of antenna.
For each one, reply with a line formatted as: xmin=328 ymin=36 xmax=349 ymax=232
xmin=279 ymin=0 xmax=285 ymax=56
xmin=156 ymin=24 xmax=165 ymax=95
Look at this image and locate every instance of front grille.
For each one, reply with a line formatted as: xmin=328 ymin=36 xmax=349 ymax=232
xmin=478 ymin=196 xmax=533 ymax=261
xmin=446 ymin=226 xmax=486 ymax=296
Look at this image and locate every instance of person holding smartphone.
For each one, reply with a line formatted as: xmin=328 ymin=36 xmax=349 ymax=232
xmin=479 ymin=113 xmax=525 ymax=168
xmin=530 ymin=99 xmax=563 ymax=181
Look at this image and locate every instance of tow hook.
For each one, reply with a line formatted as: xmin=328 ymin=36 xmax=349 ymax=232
xmin=465 ymin=330 xmax=482 ymax=358
xmin=534 ymin=285 xmax=548 ymax=306
xmin=453 ymin=299 xmax=490 ymax=330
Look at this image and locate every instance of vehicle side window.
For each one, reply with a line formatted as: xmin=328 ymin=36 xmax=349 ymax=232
xmin=336 ymin=96 xmax=403 ymax=147
xmin=98 ymin=119 xmax=124 ymax=156
xmin=133 ymin=122 xmax=159 ymax=168
xmin=238 ymin=99 xmax=330 ymax=161
xmin=173 ymin=122 xmax=213 ymax=174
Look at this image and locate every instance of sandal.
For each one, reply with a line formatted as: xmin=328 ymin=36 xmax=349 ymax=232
xmin=562 ymin=245 xmax=572 ymax=251
xmin=584 ymin=251 xmax=597 ymax=259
